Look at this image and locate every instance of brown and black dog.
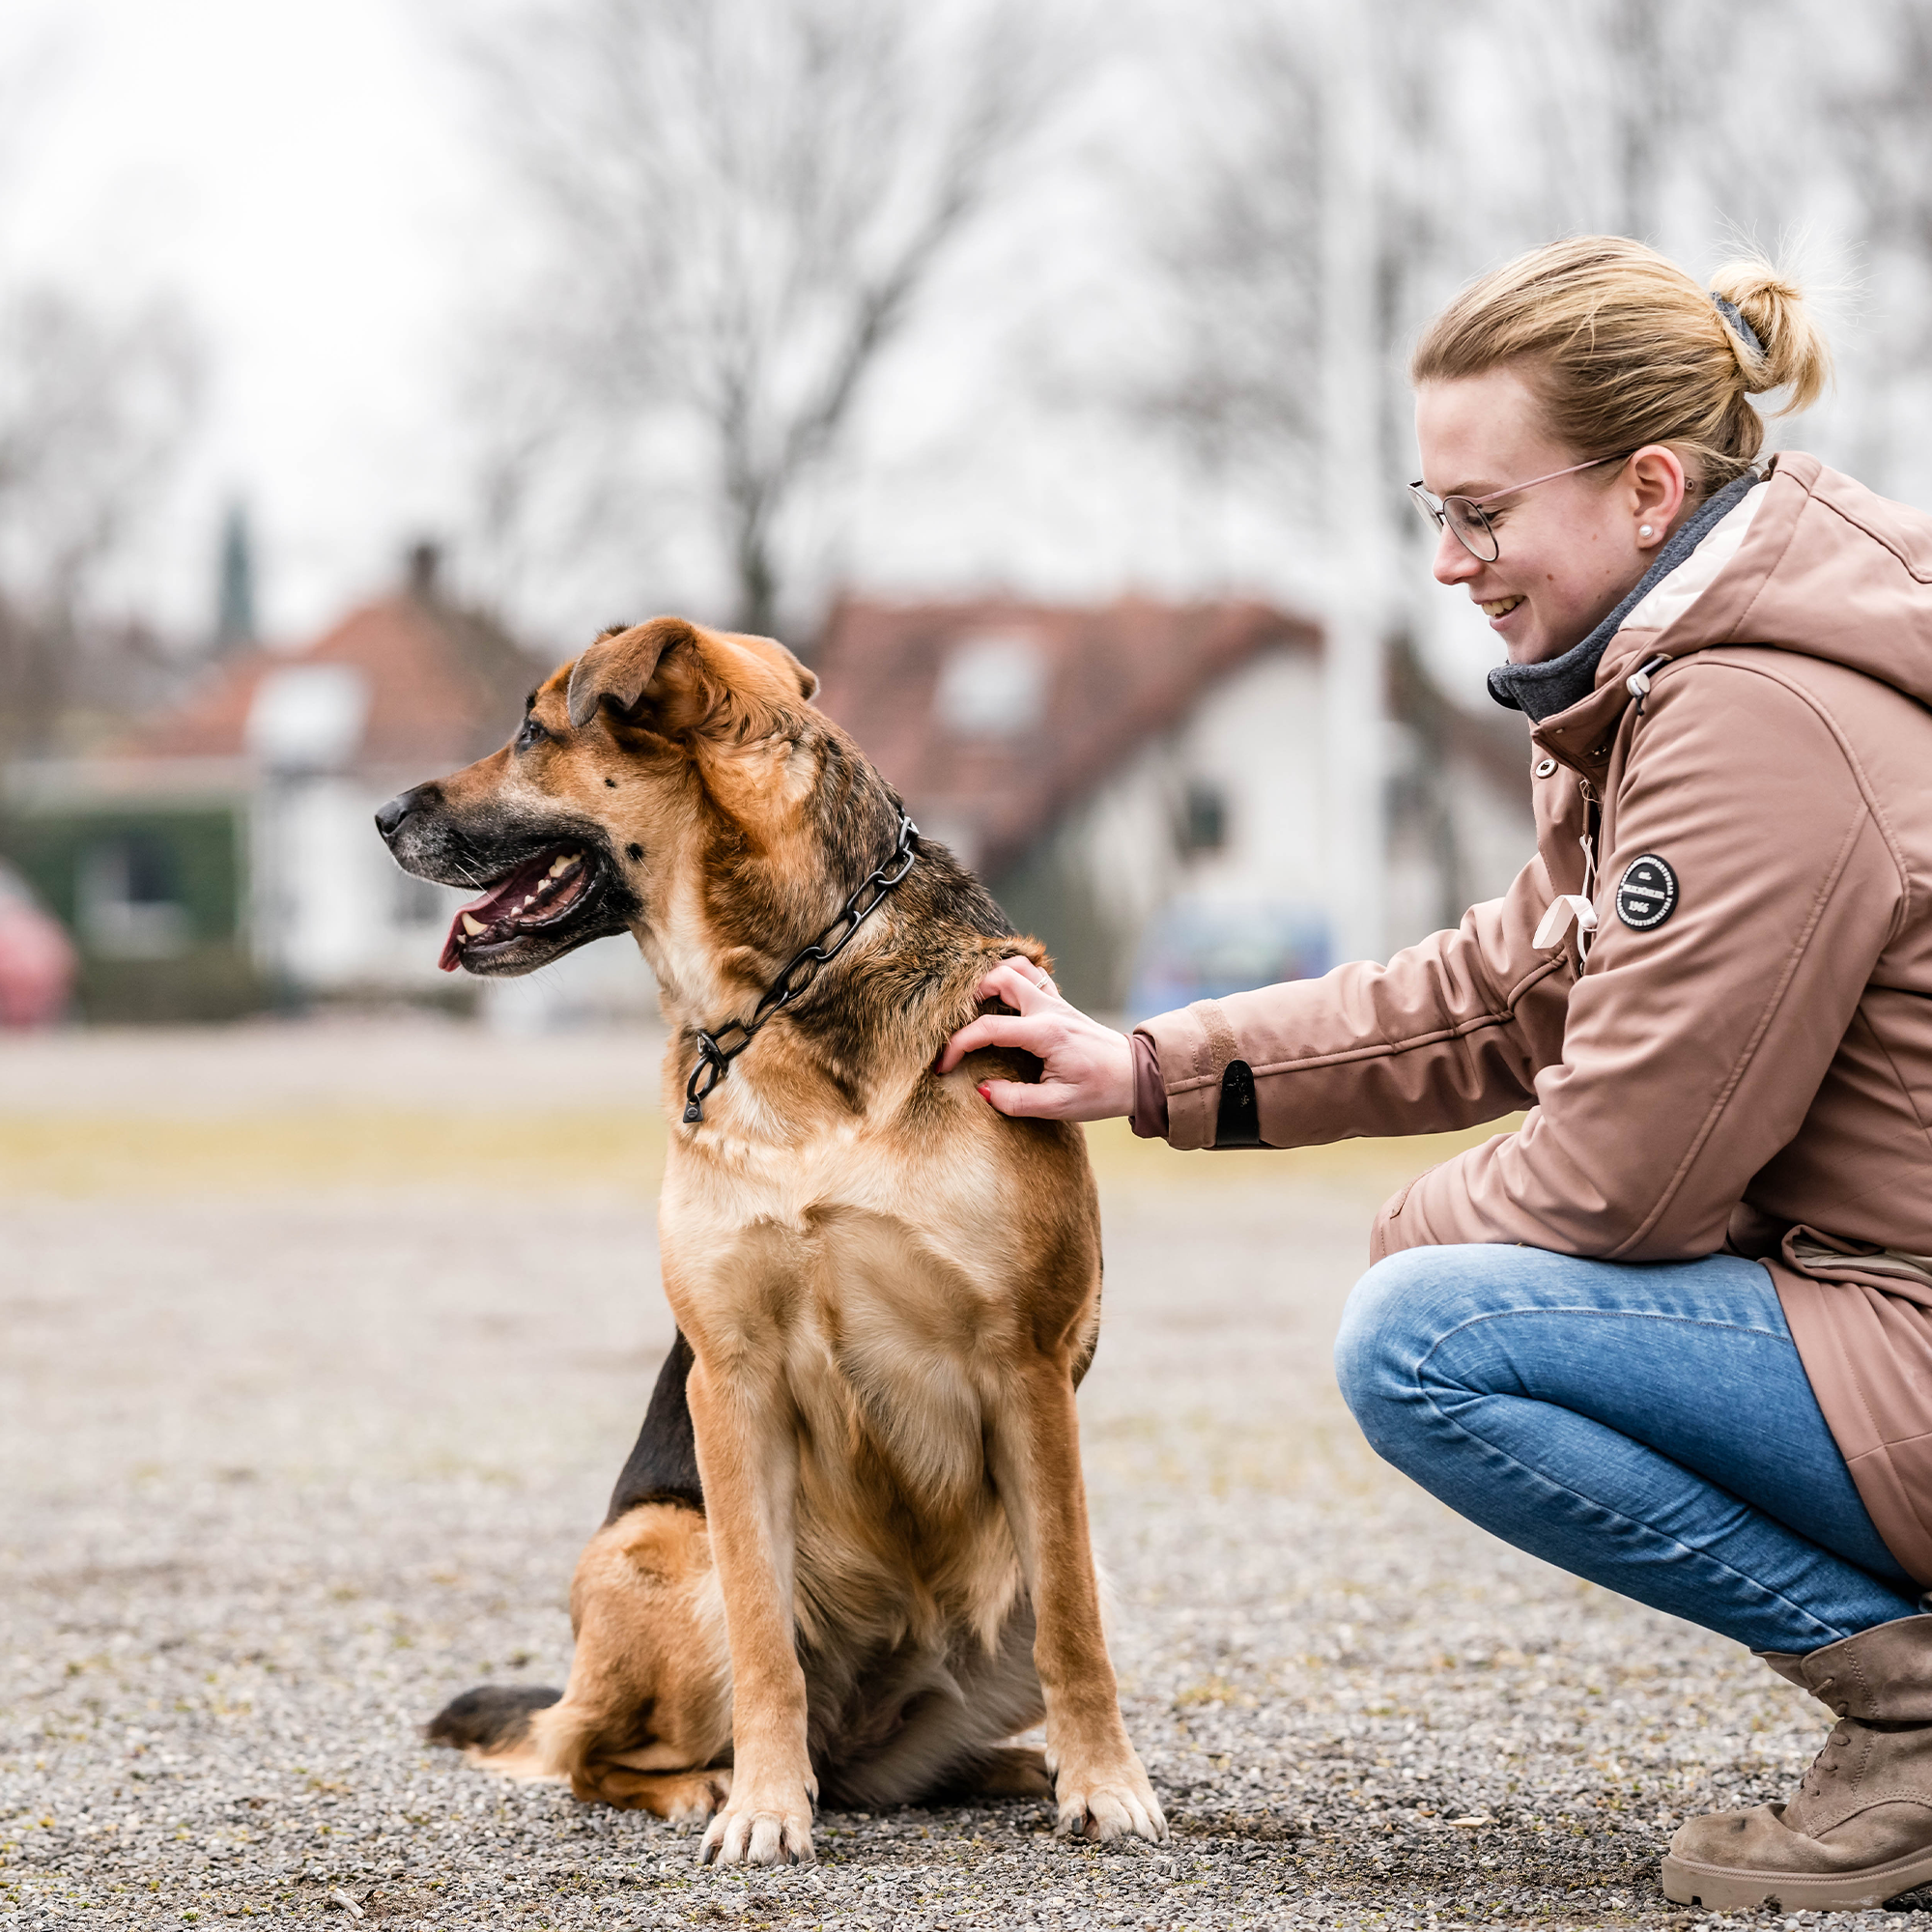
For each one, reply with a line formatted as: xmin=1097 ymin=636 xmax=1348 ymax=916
xmin=377 ymin=615 xmax=1165 ymax=1866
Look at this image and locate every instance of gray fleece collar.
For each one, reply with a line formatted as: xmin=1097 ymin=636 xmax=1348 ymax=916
xmin=1487 ymin=469 xmax=1764 ymax=721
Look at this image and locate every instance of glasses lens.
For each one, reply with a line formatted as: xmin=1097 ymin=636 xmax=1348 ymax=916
xmin=1407 ymin=485 xmax=1444 ymax=531
xmin=1444 ymin=497 xmax=1499 ymax=562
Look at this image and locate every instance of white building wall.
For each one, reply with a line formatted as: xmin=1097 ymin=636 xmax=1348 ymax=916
xmin=1025 ymin=646 xmax=1534 ymax=1014
xmin=1168 ymin=652 xmax=1329 ymax=912
xmin=1451 ymin=748 xmax=1539 ymax=907
xmin=257 ymin=775 xmax=659 ymax=1019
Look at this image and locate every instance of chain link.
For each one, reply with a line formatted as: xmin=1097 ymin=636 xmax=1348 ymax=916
xmin=683 ymin=811 xmax=919 ymax=1123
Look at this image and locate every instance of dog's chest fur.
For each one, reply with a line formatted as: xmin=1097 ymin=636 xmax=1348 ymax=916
xmin=658 ymin=1076 xmax=1095 ymax=1654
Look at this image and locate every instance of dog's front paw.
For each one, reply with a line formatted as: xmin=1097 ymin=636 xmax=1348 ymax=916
xmin=1051 ymin=1747 xmax=1167 ymax=1845
xmin=698 ymin=1777 xmax=816 ymax=1866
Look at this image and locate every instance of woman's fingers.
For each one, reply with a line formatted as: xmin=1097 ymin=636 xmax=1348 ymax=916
xmin=977 ymin=957 xmax=1059 ymax=1011
xmin=978 ymin=1077 xmax=1061 ymax=1118
xmin=935 ymin=954 xmax=1131 ymax=1122
xmin=935 ymin=1009 xmax=1057 ymax=1074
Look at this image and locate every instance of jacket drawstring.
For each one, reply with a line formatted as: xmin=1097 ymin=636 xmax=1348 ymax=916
xmin=1531 ymin=775 xmax=1604 ymax=961
xmin=1627 ymin=653 xmax=1671 ymax=718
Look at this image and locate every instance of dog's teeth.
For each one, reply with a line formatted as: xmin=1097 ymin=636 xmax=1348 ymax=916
xmin=548 ymin=853 xmax=578 ymax=878
xmin=461 ymin=914 xmax=486 ymax=937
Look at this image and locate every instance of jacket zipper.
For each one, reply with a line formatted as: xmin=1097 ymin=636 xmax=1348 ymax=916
xmin=1577 ymin=778 xmax=1601 ymax=965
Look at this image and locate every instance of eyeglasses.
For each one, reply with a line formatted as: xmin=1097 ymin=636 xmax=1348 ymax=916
xmin=1408 ymin=455 xmax=1626 ymax=562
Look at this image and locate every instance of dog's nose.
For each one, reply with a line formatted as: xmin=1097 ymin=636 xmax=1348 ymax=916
xmin=375 ymin=784 xmax=439 ymax=841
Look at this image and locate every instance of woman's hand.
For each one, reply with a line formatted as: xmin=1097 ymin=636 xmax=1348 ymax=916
xmin=936 ymin=957 xmax=1134 ymax=1122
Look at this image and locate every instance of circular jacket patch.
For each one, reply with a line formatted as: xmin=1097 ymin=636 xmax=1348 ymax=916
xmin=1616 ymin=854 xmax=1679 ymax=930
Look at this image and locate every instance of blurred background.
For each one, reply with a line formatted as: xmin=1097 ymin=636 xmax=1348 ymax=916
xmin=0 ymin=0 xmax=1923 ymax=1031
xmin=17 ymin=14 xmax=1904 ymax=1915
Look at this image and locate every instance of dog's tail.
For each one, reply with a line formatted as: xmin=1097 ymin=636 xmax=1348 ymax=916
xmin=426 ymin=1684 xmax=562 ymax=1760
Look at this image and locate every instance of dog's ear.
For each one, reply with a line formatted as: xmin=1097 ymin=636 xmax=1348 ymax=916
xmin=566 ymin=617 xmax=704 ymax=730
xmin=718 ymin=628 xmax=817 ymax=703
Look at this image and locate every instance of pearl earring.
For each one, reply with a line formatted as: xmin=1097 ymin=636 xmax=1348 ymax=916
xmin=1639 ymin=524 xmax=1654 ymax=538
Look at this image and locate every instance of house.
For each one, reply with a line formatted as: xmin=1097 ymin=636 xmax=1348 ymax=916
xmin=4 ymin=575 xmax=1538 ymax=1027
xmin=810 ymin=595 xmax=1536 ymax=1014
xmin=0 ymin=550 xmax=595 ymax=1021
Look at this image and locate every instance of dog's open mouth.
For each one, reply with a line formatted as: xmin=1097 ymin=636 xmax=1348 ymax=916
xmin=439 ymin=844 xmax=605 ymax=971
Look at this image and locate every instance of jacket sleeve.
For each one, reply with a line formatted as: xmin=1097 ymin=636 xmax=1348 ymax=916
xmin=1134 ymin=850 xmax=1572 ymax=1151
xmin=1375 ymin=660 xmax=1904 ymax=1263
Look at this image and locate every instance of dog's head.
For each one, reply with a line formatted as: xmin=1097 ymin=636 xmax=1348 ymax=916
xmin=376 ymin=614 xmax=856 ymax=988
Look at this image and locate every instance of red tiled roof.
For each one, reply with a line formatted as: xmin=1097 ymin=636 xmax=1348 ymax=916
xmin=113 ymin=593 xmax=545 ymax=776
xmin=810 ymin=595 xmax=1320 ymax=878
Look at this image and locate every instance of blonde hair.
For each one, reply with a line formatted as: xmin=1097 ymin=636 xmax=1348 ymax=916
xmin=1411 ymin=237 xmax=1832 ymax=495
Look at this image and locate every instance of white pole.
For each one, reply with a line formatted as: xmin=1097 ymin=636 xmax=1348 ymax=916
xmin=1319 ymin=0 xmax=1387 ymax=967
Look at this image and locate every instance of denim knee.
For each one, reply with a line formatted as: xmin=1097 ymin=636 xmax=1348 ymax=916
xmin=1332 ymin=1247 xmax=1455 ymax=1441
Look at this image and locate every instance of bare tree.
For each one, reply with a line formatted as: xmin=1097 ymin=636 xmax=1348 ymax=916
xmin=464 ymin=0 xmax=1065 ymax=639
xmin=1109 ymin=0 xmax=1566 ymax=943
xmin=1821 ymin=0 xmax=1932 ymax=495
xmin=1510 ymin=0 xmax=1813 ymax=249
xmin=0 ymin=287 xmax=201 ymax=755
xmin=1115 ymin=2 xmax=1506 ymax=543
xmin=1119 ymin=16 xmax=1321 ymax=496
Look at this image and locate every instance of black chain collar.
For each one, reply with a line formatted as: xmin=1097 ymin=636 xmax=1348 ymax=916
xmin=681 ymin=810 xmax=919 ymax=1124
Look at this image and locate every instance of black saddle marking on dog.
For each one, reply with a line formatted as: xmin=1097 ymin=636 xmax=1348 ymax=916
xmin=425 ymin=1683 xmax=562 ymax=1750
xmin=605 ymin=1331 xmax=705 ymax=1522
xmin=1214 ymin=1059 xmax=1263 ymax=1149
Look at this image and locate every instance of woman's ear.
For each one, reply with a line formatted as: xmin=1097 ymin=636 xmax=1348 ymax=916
xmin=566 ymin=617 xmax=705 ymax=729
xmin=1629 ymin=444 xmax=1690 ymax=545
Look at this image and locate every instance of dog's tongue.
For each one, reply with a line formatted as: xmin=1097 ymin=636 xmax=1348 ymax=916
xmin=438 ymin=852 xmax=554 ymax=972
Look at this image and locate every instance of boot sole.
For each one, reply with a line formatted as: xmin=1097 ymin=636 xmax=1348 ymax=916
xmin=1663 ymin=1842 xmax=1932 ymax=1912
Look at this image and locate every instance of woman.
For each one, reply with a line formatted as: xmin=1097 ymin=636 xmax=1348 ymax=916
xmin=940 ymin=236 xmax=1932 ymax=1914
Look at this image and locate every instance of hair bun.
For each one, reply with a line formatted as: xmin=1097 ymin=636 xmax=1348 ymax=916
xmin=1708 ymin=257 xmax=1832 ymax=413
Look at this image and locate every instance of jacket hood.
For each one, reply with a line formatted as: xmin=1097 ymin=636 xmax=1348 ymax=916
xmin=1533 ymin=453 xmax=1932 ymax=766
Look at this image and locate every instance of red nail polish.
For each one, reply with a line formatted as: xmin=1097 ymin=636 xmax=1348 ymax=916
xmin=977 ymin=1083 xmax=992 ymax=1102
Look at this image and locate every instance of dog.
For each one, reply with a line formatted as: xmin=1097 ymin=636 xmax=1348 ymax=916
xmin=376 ymin=615 xmax=1166 ymax=1866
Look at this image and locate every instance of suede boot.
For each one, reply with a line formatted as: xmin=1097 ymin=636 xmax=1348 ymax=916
xmin=1663 ymin=1613 xmax=1932 ymax=1911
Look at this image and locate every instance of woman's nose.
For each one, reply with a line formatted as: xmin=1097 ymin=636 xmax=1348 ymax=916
xmin=1433 ymin=526 xmax=1481 ymax=586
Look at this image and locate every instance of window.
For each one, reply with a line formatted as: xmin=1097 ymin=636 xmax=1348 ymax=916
xmin=933 ymin=633 xmax=1046 ymax=737
xmin=1178 ymin=780 xmax=1227 ymax=855
xmin=78 ymin=834 xmax=191 ymax=957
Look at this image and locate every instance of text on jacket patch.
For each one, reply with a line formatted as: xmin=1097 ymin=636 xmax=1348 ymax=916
xmin=1616 ymin=855 xmax=1680 ymax=931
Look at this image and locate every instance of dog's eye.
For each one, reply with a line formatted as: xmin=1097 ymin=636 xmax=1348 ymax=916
xmin=515 ymin=718 xmax=547 ymax=753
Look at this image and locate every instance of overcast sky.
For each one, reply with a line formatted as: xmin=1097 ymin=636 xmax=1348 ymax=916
xmin=4 ymin=0 xmax=1872 ymax=705
xmin=1 ymin=0 xmax=478 ymax=642
xmin=0 ymin=0 xmax=1375 ymax=662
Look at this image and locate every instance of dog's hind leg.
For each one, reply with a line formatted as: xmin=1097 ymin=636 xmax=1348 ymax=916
xmin=812 ymin=1605 xmax=1049 ymax=1812
xmin=949 ymin=1746 xmax=1053 ymax=1800
xmin=424 ymin=1339 xmax=725 ymax=1802
xmin=427 ymin=1501 xmax=730 ymax=1805
xmin=544 ymin=1502 xmax=732 ymax=1797
xmin=568 ymin=1764 xmax=732 ymax=1823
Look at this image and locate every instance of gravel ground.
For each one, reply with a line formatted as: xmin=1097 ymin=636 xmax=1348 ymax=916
xmin=1 ymin=1020 xmax=1917 ymax=1929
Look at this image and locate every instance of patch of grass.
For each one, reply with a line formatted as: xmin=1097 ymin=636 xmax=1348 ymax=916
xmin=0 ymin=1107 xmax=668 ymax=1199
xmin=1079 ymin=1113 xmax=1524 ymax=1192
xmin=0 ymin=1100 xmax=1520 ymax=1205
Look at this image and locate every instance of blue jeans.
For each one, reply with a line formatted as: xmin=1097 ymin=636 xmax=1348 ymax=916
xmin=1332 ymin=1245 xmax=1922 ymax=1654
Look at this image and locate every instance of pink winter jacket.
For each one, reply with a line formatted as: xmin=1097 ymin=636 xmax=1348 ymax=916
xmin=1137 ymin=454 xmax=1932 ymax=1584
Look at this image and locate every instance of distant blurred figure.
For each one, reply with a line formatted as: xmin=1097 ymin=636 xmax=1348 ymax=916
xmin=0 ymin=861 xmax=76 ymax=1027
